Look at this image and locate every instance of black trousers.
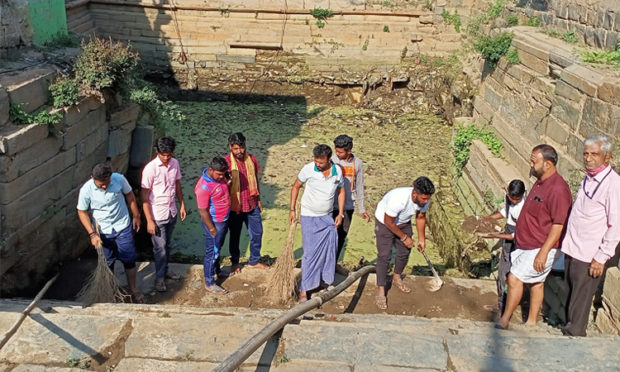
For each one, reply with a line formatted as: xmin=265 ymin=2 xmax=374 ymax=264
xmin=332 ymin=209 xmax=354 ymax=261
xmin=563 ymin=255 xmax=603 ymax=336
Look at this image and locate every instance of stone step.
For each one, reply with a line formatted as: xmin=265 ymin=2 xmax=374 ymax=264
xmin=0 ymin=67 xmax=57 ymax=114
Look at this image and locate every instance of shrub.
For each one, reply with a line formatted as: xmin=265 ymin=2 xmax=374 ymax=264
xmin=74 ymin=37 xmax=139 ymax=92
xmin=383 ymin=25 xmax=390 ymax=32
xmin=505 ymin=47 xmax=520 ymax=64
xmin=310 ymin=8 xmax=333 ymax=20
xmin=453 ymin=124 xmax=503 ymax=171
xmin=474 ymin=32 xmax=513 ymax=66
xmin=506 ymin=14 xmax=518 ymax=27
xmin=9 ymin=103 xmax=62 ymax=125
xmin=487 ymin=0 xmax=506 ymax=20
xmin=562 ymin=30 xmax=578 ymax=43
xmin=442 ymin=10 xmax=462 ymax=32
xmin=526 ymin=16 xmax=541 ymax=27
xmin=124 ymin=80 xmax=186 ymax=129
xmin=49 ymin=76 xmax=80 ymax=107
xmin=581 ymin=40 xmax=620 ymax=68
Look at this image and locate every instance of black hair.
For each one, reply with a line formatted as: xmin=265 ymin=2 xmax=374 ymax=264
xmin=92 ymin=162 xmax=112 ymax=181
xmin=507 ymin=179 xmax=526 ymax=197
xmin=155 ymin=136 xmax=176 ymax=153
xmin=413 ymin=176 xmax=435 ymax=195
xmin=313 ymin=144 xmax=332 ymax=159
xmin=532 ymin=144 xmax=558 ymax=165
xmin=228 ymin=132 xmax=246 ymax=147
xmin=210 ymin=156 xmax=229 ymax=172
xmin=333 ymin=134 xmax=353 ymax=150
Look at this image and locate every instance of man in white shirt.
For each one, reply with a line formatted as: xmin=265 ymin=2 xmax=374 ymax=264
xmin=290 ymin=144 xmax=345 ymax=303
xmin=374 ymin=176 xmax=435 ymax=310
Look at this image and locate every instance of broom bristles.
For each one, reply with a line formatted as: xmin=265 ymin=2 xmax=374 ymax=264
xmin=266 ymin=221 xmax=298 ymax=304
xmin=76 ymin=246 xmax=126 ymax=305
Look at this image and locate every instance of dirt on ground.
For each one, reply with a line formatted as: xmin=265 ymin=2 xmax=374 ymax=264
xmin=461 ymin=215 xmax=503 ymax=235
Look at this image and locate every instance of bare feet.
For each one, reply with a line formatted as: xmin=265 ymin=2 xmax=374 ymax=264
xmin=496 ymin=318 xmax=510 ymax=329
xmin=229 ymin=264 xmax=241 ymax=276
xmin=205 ymin=284 xmax=228 ymax=294
xmin=298 ymin=292 xmax=308 ymax=303
xmin=247 ymin=262 xmax=269 ymax=269
xmin=393 ymin=279 xmax=412 ymax=293
xmin=375 ymin=295 xmax=387 ymax=310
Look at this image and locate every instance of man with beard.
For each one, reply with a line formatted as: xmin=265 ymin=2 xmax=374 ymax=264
xmin=290 ymin=144 xmax=345 ymax=303
xmin=498 ymin=144 xmax=572 ymax=329
xmin=561 ymin=134 xmax=620 ymax=336
xmin=374 ymin=176 xmax=435 ymax=310
xmin=225 ymin=132 xmax=267 ymax=275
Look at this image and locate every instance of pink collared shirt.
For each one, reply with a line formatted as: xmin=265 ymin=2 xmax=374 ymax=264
xmin=561 ymin=165 xmax=620 ymax=264
xmin=141 ymin=156 xmax=182 ymax=221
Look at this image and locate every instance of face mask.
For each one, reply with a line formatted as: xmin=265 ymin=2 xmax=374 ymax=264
xmin=586 ymin=163 xmax=607 ymax=177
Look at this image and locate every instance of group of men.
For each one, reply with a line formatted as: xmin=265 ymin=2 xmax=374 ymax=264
xmin=495 ymin=135 xmax=619 ymax=337
xmin=77 ymin=127 xmax=618 ymax=336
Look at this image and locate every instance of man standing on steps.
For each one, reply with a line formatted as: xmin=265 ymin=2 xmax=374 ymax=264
xmin=290 ymin=144 xmax=345 ymax=303
xmin=374 ymin=177 xmax=435 ymax=310
xmin=331 ymin=134 xmax=371 ymax=276
xmin=498 ymin=144 xmax=572 ymax=329
xmin=141 ymin=137 xmax=187 ymax=293
xmin=225 ymin=132 xmax=267 ymax=275
xmin=77 ymin=162 xmax=144 ymax=303
xmin=561 ymin=134 xmax=620 ymax=337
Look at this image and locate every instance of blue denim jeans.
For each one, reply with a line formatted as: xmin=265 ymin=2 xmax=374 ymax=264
xmin=228 ymin=207 xmax=263 ymax=265
xmin=100 ymin=224 xmax=137 ymax=269
xmin=202 ymin=220 xmax=228 ymax=286
xmin=152 ymin=215 xmax=177 ymax=280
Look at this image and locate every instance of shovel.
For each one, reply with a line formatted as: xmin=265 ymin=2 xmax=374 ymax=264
xmin=420 ymin=245 xmax=443 ymax=292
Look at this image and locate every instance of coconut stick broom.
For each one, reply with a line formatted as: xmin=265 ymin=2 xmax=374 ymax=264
xmin=76 ymin=226 xmax=126 ymax=305
xmin=266 ymin=207 xmax=299 ymax=304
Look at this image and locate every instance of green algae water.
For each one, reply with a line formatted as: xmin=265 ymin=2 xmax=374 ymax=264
xmin=165 ymin=100 xmax=453 ymax=270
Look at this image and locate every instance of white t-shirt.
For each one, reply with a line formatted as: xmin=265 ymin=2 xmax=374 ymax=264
xmin=374 ymin=187 xmax=430 ymax=225
xmin=499 ymin=196 xmax=525 ymax=227
xmin=298 ymin=162 xmax=344 ymax=216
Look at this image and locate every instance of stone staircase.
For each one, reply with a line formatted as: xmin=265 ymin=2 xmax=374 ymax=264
xmin=0 ymin=299 xmax=619 ymax=371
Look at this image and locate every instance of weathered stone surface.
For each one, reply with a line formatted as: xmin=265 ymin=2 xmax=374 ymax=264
xmin=77 ymin=121 xmax=108 ymax=162
xmin=110 ymin=151 xmax=130 ymax=174
xmin=550 ymin=95 xmax=582 ymax=130
xmin=597 ymin=80 xmax=620 ymax=105
xmin=62 ymin=96 xmax=104 ymax=128
xmin=129 ymin=124 xmax=154 ymax=168
xmin=0 ymin=123 xmax=49 ymax=155
xmin=72 ymin=143 xmax=107 ymax=188
xmin=606 ymin=31 xmax=620 ymax=50
xmin=549 ymin=48 xmax=578 ymax=68
xmin=555 ymin=80 xmax=584 ymax=103
xmin=108 ymin=103 xmax=141 ymax=129
xmin=0 ymin=87 xmax=9 ymax=128
xmin=546 ymin=115 xmax=570 ymax=144
xmin=0 ymin=135 xmax=63 ymax=183
xmin=603 ymin=268 xmax=620 ymax=311
xmin=596 ymin=305 xmax=620 ymax=336
xmin=0 ymin=314 xmax=128 ymax=365
xmin=107 ymin=124 xmax=134 ymax=158
xmin=580 ymin=97 xmax=614 ymax=137
xmin=517 ymin=50 xmax=549 ymax=76
xmin=114 ymin=359 xmax=217 ymax=372
xmin=566 ymin=133 xmax=585 ymax=166
xmin=483 ymin=85 xmax=503 ymax=111
xmin=61 ymin=106 xmax=106 ymax=150
xmin=0 ymin=67 xmax=56 ymax=113
xmin=561 ymin=64 xmax=604 ymax=97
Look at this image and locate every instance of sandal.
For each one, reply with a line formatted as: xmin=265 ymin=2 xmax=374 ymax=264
xmin=393 ymin=279 xmax=412 ymax=293
xmin=298 ymin=293 xmax=308 ymax=303
xmin=165 ymin=272 xmax=181 ymax=280
xmin=375 ymin=295 xmax=387 ymax=310
xmin=205 ymin=284 xmax=228 ymax=295
xmin=155 ymin=280 xmax=167 ymax=292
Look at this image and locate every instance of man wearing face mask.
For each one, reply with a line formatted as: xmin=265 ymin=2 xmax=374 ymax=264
xmin=561 ymin=134 xmax=620 ymax=336
xmin=373 ymin=176 xmax=435 ymax=310
xmin=498 ymin=144 xmax=572 ymax=329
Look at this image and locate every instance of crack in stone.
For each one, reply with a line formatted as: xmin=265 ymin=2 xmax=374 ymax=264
xmin=442 ymin=337 xmax=457 ymax=372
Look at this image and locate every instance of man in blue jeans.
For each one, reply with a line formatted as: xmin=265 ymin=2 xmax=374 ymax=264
xmin=77 ymin=162 xmax=144 ymax=302
xmin=225 ymin=132 xmax=267 ymax=275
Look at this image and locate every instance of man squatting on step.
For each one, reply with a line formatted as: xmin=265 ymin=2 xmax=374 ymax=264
xmin=141 ymin=137 xmax=186 ymax=293
xmin=290 ymin=144 xmax=345 ymax=303
xmin=331 ymin=135 xmax=371 ymax=276
xmin=225 ymin=132 xmax=268 ymax=274
xmin=374 ymin=177 xmax=435 ymax=310
xmin=77 ymin=162 xmax=144 ymax=302
xmin=498 ymin=144 xmax=572 ymax=329
xmin=561 ymin=134 xmax=620 ymax=337
xmin=194 ymin=156 xmax=231 ymax=295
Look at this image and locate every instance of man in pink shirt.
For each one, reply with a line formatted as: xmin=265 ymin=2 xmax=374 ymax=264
xmin=561 ymin=134 xmax=620 ymax=336
xmin=141 ymin=137 xmax=187 ymax=292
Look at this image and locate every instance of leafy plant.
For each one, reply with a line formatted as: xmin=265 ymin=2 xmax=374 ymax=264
xmin=310 ymin=8 xmax=333 ymax=20
xmin=506 ymin=14 xmax=518 ymax=27
xmin=41 ymin=31 xmax=80 ymax=49
xmin=422 ymin=0 xmax=433 ymax=11
xmin=49 ymin=76 xmax=80 ymax=107
xmin=9 ymin=103 xmax=62 ymax=125
xmin=316 ymin=20 xmax=325 ymax=28
xmin=383 ymin=25 xmax=390 ymax=32
xmin=581 ymin=41 xmax=620 ymax=68
xmin=466 ymin=13 xmax=488 ymax=38
xmin=276 ymin=354 xmax=290 ymax=364
xmin=526 ymin=16 xmax=541 ymax=27
xmin=442 ymin=10 xmax=462 ymax=32
xmin=505 ymin=47 xmax=520 ymax=64
xmin=473 ymin=32 xmax=514 ymax=66
xmin=362 ymin=38 xmax=369 ymax=51
xmin=545 ymin=28 xmax=560 ymax=38
xmin=66 ymin=358 xmax=80 ymax=367
xmin=124 ymin=80 xmax=186 ymax=129
xmin=401 ymin=46 xmax=408 ymax=59
xmin=453 ymin=124 xmax=503 ymax=171
xmin=487 ymin=0 xmax=506 ymax=20
xmin=562 ymin=30 xmax=578 ymax=43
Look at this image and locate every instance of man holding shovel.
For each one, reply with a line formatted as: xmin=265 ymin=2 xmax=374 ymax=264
xmin=374 ymin=176 xmax=435 ymax=310
xmin=77 ymin=162 xmax=144 ymax=302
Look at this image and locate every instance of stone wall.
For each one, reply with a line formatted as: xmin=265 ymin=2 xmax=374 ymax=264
xmin=0 ymin=66 xmax=143 ymax=296
xmin=509 ymin=0 xmax=620 ymax=50
xmin=66 ymin=0 xmax=96 ymax=36
xmin=597 ymin=267 xmax=620 ymax=335
xmin=0 ymin=0 xmax=31 ymax=51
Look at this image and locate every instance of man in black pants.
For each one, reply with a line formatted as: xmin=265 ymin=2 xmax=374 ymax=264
xmin=373 ymin=177 xmax=435 ymax=310
xmin=331 ymin=135 xmax=370 ymax=275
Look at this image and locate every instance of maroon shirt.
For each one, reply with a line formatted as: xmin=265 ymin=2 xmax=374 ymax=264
xmin=225 ymin=153 xmax=260 ymax=212
xmin=515 ymin=172 xmax=572 ymax=250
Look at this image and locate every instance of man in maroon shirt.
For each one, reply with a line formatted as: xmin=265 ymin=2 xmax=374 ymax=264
xmin=225 ymin=132 xmax=268 ymax=275
xmin=498 ymin=144 xmax=572 ymax=329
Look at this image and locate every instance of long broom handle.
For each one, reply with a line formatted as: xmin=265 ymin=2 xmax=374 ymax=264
xmin=421 ymin=249 xmax=441 ymax=280
xmin=0 ymin=272 xmax=60 ymax=350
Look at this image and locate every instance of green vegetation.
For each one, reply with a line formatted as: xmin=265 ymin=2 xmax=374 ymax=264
xmin=562 ymin=30 xmax=578 ymax=43
xmin=487 ymin=0 xmax=506 ymax=20
xmin=49 ymin=76 xmax=80 ymax=108
xmin=75 ymin=38 xmax=139 ymax=92
xmin=310 ymin=8 xmax=333 ymax=28
xmin=422 ymin=0 xmax=433 ymax=11
xmin=442 ymin=10 xmax=462 ymax=32
xmin=581 ymin=41 xmax=620 ymax=68
xmin=506 ymin=14 xmax=518 ymax=27
xmin=401 ymin=46 xmax=408 ymax=59
xmin=37 ymin=31 xmax=80 ymax=50
xmin=316 ymin=19 xmax=325 ymax=28
xmin=383 ymin=25 xmax=390 ymax=32
xmin=9 ymin=103 xmax=62 ymax=125
xmin=453 ymin=124 xmax=503 ymax=171
xmin=362 ymin=38 xmax=369 ymax=51
xmin=545 ymin=28 xmax=560 ymax=38
xmin=473 ymin=32 xmax=514 ymax=67
xmin=525 ymin=16 xmax=541 ymax=27
xmin=505 ymin=47 xmax=520 ymax=64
